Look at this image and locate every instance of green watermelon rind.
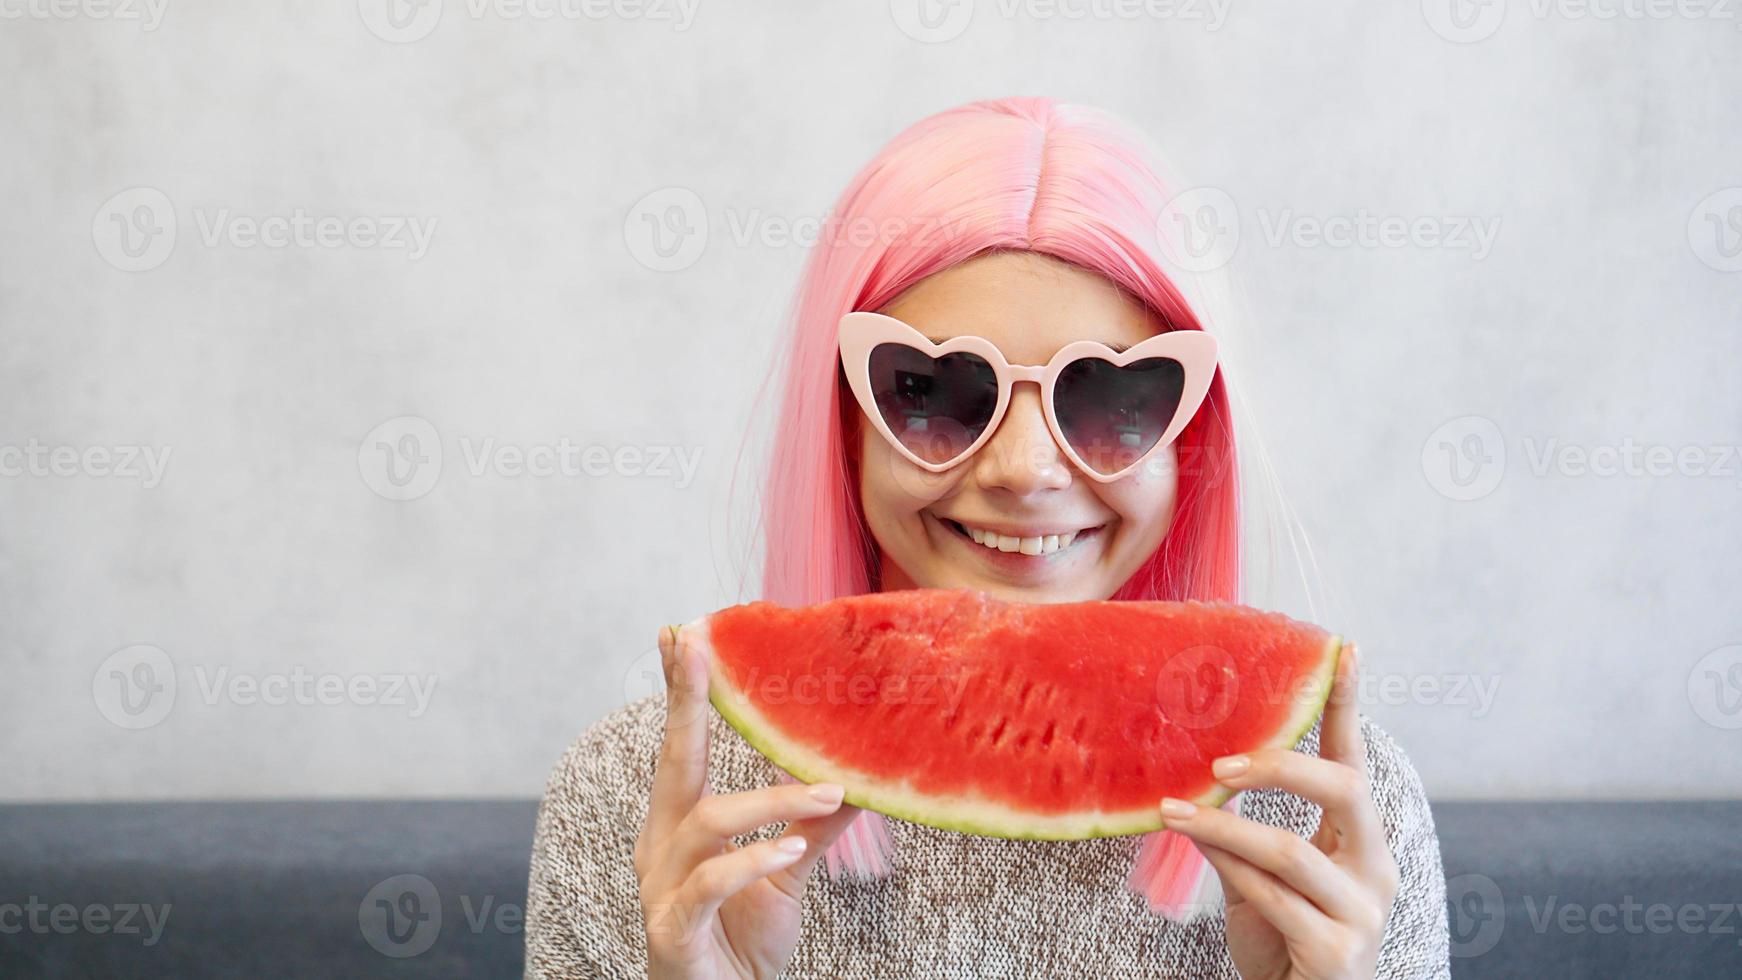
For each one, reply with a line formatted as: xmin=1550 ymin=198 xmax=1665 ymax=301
xmin=681 ymin=617 xmax=1344 ymax=841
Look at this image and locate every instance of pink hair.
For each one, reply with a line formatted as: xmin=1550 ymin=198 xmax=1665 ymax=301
xmin=752 ymin=96 xmax=1241 ymax=918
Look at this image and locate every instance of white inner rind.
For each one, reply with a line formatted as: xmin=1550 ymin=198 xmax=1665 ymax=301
xmin=680 ymin=616 xmax=1343 ymax=841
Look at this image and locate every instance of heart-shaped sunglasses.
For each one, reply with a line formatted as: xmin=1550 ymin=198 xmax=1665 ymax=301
xmin=838 ymin=311 xmax=1218 ymax=483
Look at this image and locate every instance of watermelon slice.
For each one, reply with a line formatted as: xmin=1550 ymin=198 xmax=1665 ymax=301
xmin=674 ymin=588 xmax=1342 ymax=841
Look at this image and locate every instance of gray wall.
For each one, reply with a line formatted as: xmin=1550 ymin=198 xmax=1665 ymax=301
xmin=2 ymin=1 xmax=1738 ymax=802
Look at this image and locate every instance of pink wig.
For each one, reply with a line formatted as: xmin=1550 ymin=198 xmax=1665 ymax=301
xmin=754 ymin=96 xmax=1241 ymax=919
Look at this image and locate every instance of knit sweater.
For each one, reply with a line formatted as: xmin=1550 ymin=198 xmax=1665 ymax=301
xmin=524 ymin=695 xmax=1451 ymax=979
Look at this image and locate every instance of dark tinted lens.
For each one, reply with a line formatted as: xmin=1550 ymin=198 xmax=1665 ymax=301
xmin=867 ymin=343 xmax=999 ymax=465
xmin=1053 ymin=357 xmax=1186 ymax=475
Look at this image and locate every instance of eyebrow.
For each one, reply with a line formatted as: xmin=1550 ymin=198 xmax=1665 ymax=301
xmin=923 ymin=335 xmax=1132 ymax=353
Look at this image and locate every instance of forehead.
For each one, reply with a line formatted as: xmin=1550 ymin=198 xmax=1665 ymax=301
xmin=878 ymin=250 xmax=1163 ymax=365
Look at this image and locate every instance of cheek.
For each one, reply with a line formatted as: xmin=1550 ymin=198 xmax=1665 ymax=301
xmin=857 ymin=425 xmax=958 ymax=522
xmin=1101 ymin=445 xmax=1182 ymax=541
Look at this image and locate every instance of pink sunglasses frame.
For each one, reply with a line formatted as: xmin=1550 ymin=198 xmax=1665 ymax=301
xmin=838 ymin=311 xmax=1219 ymax=483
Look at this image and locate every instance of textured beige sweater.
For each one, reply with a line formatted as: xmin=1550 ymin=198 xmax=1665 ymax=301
xmin=524 ymin=695 xmax=1451 ymax=979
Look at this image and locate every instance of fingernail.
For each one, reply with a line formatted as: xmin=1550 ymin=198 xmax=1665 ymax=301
xmin=1212 ymin=755 xmax=1250 ymax=780
xmin=808 ymin=783 xmax=845 ymax=805
xmin=776 ymin=836 xmax=807 ymax=855
xmin=1160 ymin=797 xmax=1196 ymax=820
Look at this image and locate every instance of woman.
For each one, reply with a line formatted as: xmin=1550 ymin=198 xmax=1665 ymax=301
xmin=525 ymin=96 xmax=1450 ymax=979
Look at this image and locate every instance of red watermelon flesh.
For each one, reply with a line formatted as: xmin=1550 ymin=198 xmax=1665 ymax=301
xmin=677 ymin=588 xmax=1342 ymax=840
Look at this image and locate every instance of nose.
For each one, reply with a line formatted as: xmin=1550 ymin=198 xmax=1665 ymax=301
xmin=971 ymin=382 xmax=1072 ymax=495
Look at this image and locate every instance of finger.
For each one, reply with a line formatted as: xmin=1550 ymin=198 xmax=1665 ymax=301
xmin=1160 ymin=797 xmax=1368 ymax=922
xmin=645 ymin=627 xmax=710 ymax=843
xmin=1319 ymin=640 xmax=1364 ymax=766
xmin=1208 ymin=747 xmax=1382 ymax=850
xmin=765 ymin=803 xmax=866 ymax=899
xmin=663 ymin=836 xmax=812 ymax=935
xmin=1192 ymin=840 xmax=1330 ymax=942
xmin=671 ymin=782 xmax=847 ymax=870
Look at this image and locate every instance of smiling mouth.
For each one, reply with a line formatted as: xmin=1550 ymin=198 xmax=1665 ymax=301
xmin=936 ymin=516 xmax=1106 ymax=557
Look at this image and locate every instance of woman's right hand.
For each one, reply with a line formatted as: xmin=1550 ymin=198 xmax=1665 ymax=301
xmin=635 ymin=627 xmax=862 ymax=980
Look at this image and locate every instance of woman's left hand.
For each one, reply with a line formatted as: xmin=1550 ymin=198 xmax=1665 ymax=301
xmin=1158 ymin=643 xmax=1400 ymax=980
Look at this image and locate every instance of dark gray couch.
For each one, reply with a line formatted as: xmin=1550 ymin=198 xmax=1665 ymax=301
xmin=2 ymin=801 xmax=1738 ymax=977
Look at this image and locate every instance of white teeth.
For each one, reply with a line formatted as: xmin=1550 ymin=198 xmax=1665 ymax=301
xmin=953 ymin=520 xmax=1088 ymax=556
